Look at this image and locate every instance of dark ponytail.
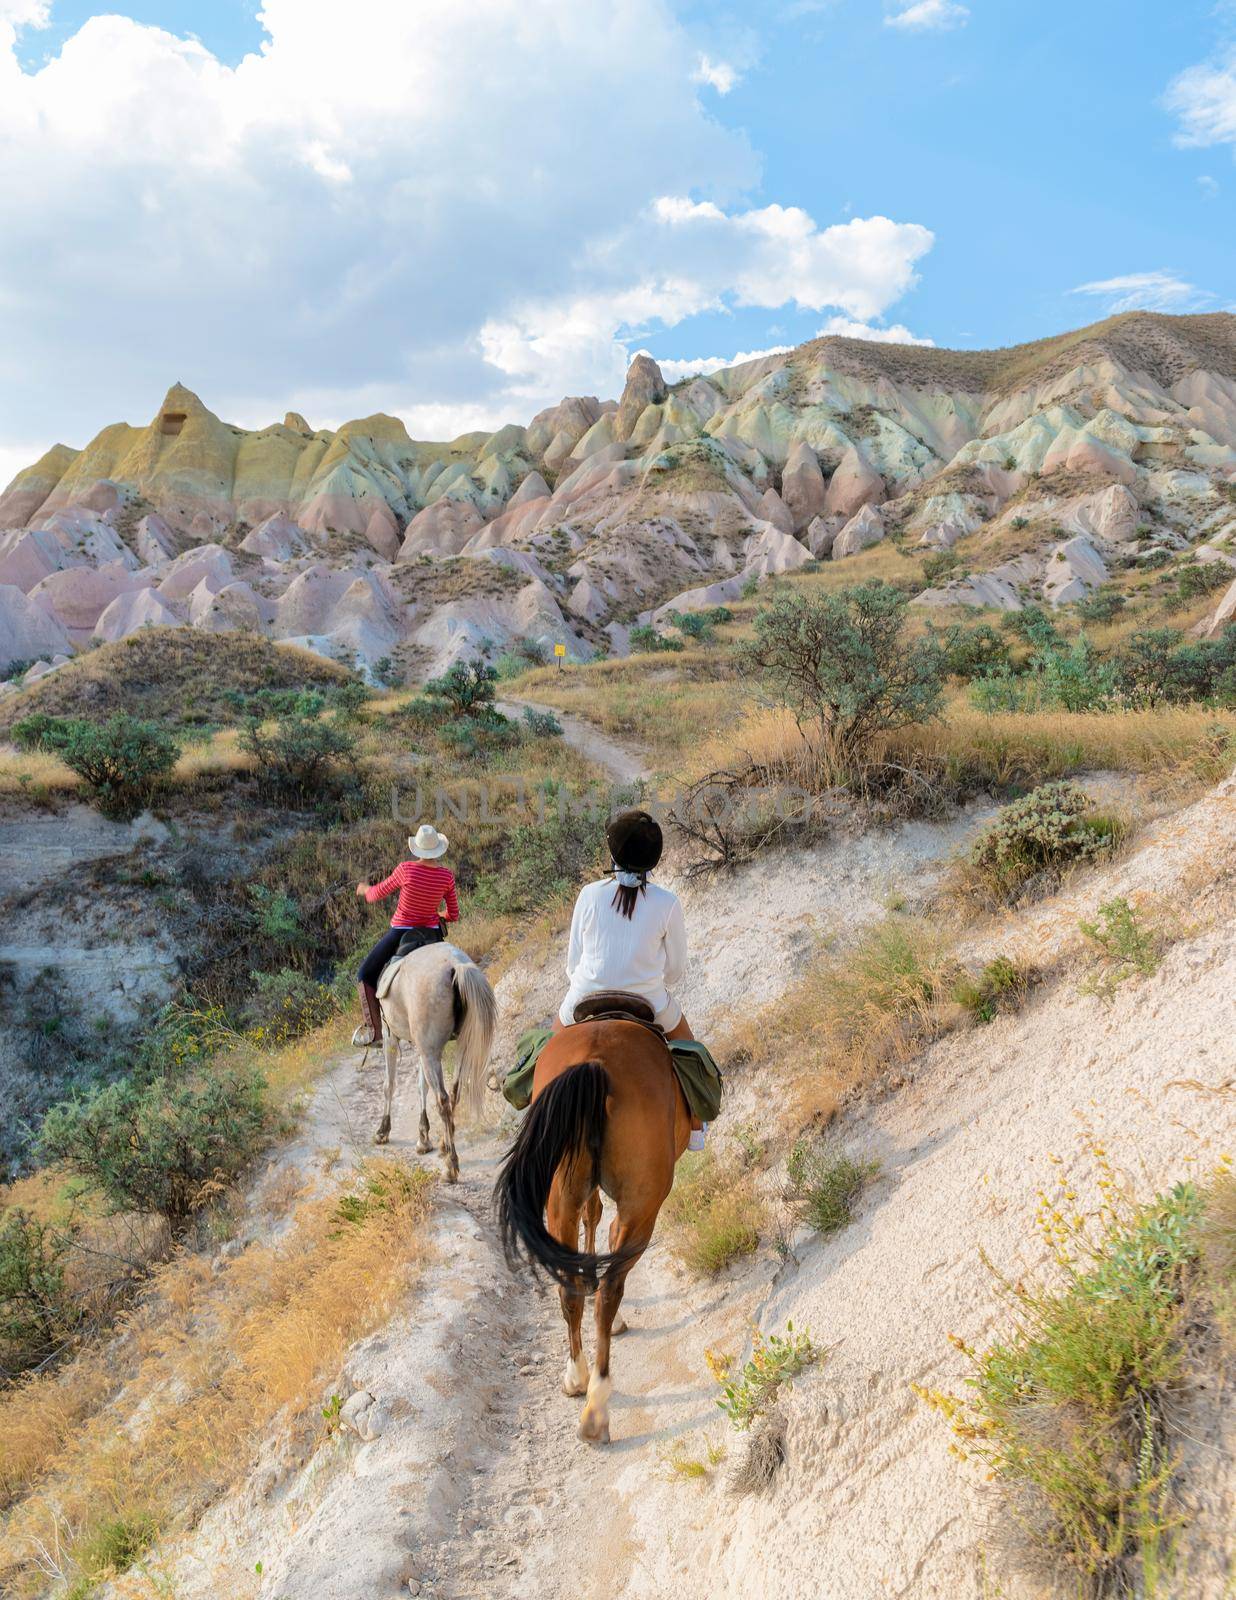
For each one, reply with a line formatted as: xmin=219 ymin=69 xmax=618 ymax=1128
xmin=610 ymin=873 xmax=647 ymax=920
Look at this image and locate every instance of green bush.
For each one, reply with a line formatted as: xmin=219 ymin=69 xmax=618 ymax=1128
xmin=494 ymin=638 xmax=548 ymax=679
xmin=472 ymin=788 xmax=605 ymax=914
xmin=629 ymin=623 xmax=684 ymax=653
xmin=968 ymin=782 xmax=1119 ymax=901
xmin=1035 ymin=634 xmax=1116 ymax=712
xmin=1075 ymin=588 xmax=1127 ymax=624
xmin=239 ymin=709 xmax=359 ymax=800
xmin=941 ymin=1183 xmax=1201 ymax=1590
xmin=785 ymin=1142 xmax=878 ymax=1236
xmin=1173 ymin=560 xmax=1230 ymax=608
xmin=1001 ymin=603 xmax=1062 ymax=651
xmin=741 ymin=582 xmax=944 ymax=773
xmin=439 ymin=709 xmax=518 ymax=757
xmin=520 ymin=706 xmax=563 ymax=739
xmin=0 ymin=1205 xmax=84 ymax=1378
xmin=926 ymin=621 xmax=1011 ymax=680
xmin=38 ymin=1064 xmax=269 ymax=1239
xmin=969 ymin=666 xmax=1032 ymax=715
xmin=14 ymin=713 xmax=181 ymax=816
xmin=952 ymin=954 xmax=1034 ymax=1022
xmin=1079 ymin=896 xmax=1162 ymax=999
xmin=422 ymin=660 xmax=499 ymax=717
xmin=242 ymin=968 xmax=339 ymax=1046
xmin=921 ymin=549 xmax=962 ymax=586
xmin=1114 ymin=624 xmax=1236 ymax=707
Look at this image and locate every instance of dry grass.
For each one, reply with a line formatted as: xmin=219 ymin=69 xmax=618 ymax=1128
xmin=509 ymin=653 xmax=739 ymax=768
xmin=707 ymin=699 xmax=1236 ymax=798
xmin=0 ymin=629 xmax=350 ymax=735
xmin=0 ymin=744 xmax=80 ymax=798
xmin=721 ymin=915 xmax=963 ymax=1128
xmin=0 ymin=1158 xmax=435 ymax=1597
xmin=661 ymin=1147 xmax=768 ymax=1276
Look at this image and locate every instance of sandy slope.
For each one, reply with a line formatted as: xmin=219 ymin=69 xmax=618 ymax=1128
xmin=128 ymin=768 xmax=1236 ymax=1600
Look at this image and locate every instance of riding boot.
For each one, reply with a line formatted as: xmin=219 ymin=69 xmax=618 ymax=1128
xmin=352 ymin=983 xmax=383 ymax=1046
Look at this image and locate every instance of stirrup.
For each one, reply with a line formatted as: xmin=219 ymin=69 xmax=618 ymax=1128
xmin=352 ymin=1023 xmax=380 ymax=1047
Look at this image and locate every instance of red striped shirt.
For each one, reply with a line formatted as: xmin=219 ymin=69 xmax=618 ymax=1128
xmin=366 ymin=861 xmax=459 ymax=928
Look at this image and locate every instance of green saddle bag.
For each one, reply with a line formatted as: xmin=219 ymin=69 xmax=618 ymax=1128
xmin=502 ymin=1027 xmax=722 ymax=1123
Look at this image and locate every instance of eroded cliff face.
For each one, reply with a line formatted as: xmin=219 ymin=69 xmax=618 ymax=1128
xmin=3 ymin=311 xmax=1236 ymax=683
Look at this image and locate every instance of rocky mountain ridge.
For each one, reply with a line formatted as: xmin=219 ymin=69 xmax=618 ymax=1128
xmin=3 ymin=310 xmax=1236 ymax=683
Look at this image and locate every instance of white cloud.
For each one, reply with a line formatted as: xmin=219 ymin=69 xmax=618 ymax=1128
xmin=655 ymin=346 xmax=794 ymax=382
xmin=885 ymin=0 xmax=969 ymax=32
xmin=477 ymin=202 xmax=934 ymax=405
xmin=1198 ymin=174 xmax=1220 ymax=198
xmin=0 ymin=1 xmax=50 ymax=29
xmin=1165 ymin=48 xmax=1236 ymax=148
xmin=1070 ymin=270 xmax=1214 ymax=314
xmin=692 ymin=53 xmax=739 ymax=94
xmin=0 ymin=0 xmax=934 ymax=465
xmin=816 ymin=315 xmax=935 ymax=345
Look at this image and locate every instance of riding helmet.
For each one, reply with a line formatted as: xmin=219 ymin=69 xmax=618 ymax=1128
xmin=606 ymin=808 xmax=663 ymax=873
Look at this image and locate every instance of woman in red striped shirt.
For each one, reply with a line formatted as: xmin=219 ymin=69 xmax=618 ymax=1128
xmin=352 ymin=824 xmax=460 ymax=1045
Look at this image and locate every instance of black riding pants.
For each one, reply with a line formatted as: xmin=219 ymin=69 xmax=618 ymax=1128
xmin=358 ymin=925 xmax=443 ymax=987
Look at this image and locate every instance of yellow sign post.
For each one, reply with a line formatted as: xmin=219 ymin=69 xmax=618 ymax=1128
xmin=554 ymin=642 xmax=566 ymax=671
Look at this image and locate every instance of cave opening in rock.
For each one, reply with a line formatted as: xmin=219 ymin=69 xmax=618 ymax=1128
xmin=160 ymin=412 xmax=187 ymax=437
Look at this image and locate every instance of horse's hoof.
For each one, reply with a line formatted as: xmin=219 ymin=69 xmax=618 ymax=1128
xmin=416 ymin=1140 xmax=432 ymax=1155
xmin=612 ymin=1316 xmax=629 ymax=1336
xmin=578 ymin=1412 xmax=610 ymax=1445
xmin=374 ymin=1121 xmax=391 ymax=1145
xmin=444 ymin=1165 xmax=460 ymax=1185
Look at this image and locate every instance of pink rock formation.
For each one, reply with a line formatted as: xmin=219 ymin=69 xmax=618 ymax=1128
xmin=94 ymin=587 xmax=184 ymax=643
xmin=0 ymin=583 xmax=74 ymax=669
xmin=397 ymin=500 xmax=484 ymax=560
xmin=823 ymin=446 xmax=886 ymax=518
xmin=832 ymin=504 xmax=885 ymax=559
xmin=29 ymin=563 xmax=151 ymax=634
xmin=781 ymin=440 xmax=827 ymax=532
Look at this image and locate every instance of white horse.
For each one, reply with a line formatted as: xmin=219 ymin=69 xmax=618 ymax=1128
xmin=373 ymin=941 xmax=497 ymax=1182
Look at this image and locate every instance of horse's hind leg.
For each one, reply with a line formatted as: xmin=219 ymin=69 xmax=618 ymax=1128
xmin=375 ymin=1033 xmax=397 ymax=1145
xmin=415 ymin=1057 xmax=432 ymax=1155
xmin=424 ymin=1048 xmax=458 ymax=1183
xmin=548 ymin=1173 xmax=589 ymax=1397
xmin=580 ymin=1215 xmax=653 ymax=1444
xmin=582 ymin=1192 xmax=627 ymax=1337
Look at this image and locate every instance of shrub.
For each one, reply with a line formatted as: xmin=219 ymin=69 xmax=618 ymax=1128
xmin=629 ymin=623 xmax=683 ymax=653
xmin=740 ymin=582 xmax=944 ymax=774
xmin=1034 ymin=634 xmax=1116 ymax=712
xmin=0 ymin=1206 xmax=84 ymax=1378
xmin=663 ymin=1149 xmax=766 ymax=1276
xmin=1173 ymin=560 xmax=1230 ymax=608
xmin=14 ymin=713 xmax=180 ymax=816
xmin=70 ymin=1511 xmax=160 ymax=1588
xmin=422 ymin=660 xmax=498 ymax=717
xmin=470 ymin=787 xmax=605 ymax=915
xmin=921 ymin=549 xmax=962 ymax=585
xmin=242 ymin=968 xmax=339 ymax=1047
xmin=37 ymin=1064 xmax=269 ymax=1239
xmin=969 ymin=666 xmax=1032 ymax=715
xmin=372 ymin=655 xmax=402 ymax=688
xmin=520 ymin=706 xmax=563 ymax=739
xmin=709 ymin=1323 xmax=820 ymax=1430
xmin=967 ymin=782 xmax=1118 ymax=902
xmin=439 ymin=709 xmax=518 ymax=757
xmin=1114 ymin=625 xmax=1236 ymax=707
xmin=921 ymin=1181 xmax=1201 ymax=1591
xmin=927 ymin=620 xmax=1011 ymax=680
xmin=494 ymin=638 xmax=548 ymax=679
xmin=1079 ymin=896 xmax=1161 ymax=999
xmin=1075 ymin=588 xmax=1127 ymax=624
xmin=785 ymin=1141 xmax=879 ymax=1236
xmin=1002 ymin=603 xmax=1061 ymax=650
xmin=952 ymin=954 xmax=1035 ymax=1022
xmin=239 ymin=709 xmax=359 ymax=800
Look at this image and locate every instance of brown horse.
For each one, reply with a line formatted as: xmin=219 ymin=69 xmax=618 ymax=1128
xmin=494 ymin=1019 xmax=690 ymax=1443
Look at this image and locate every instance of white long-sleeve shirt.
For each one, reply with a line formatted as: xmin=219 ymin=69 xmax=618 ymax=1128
xmin=561 ymin=877 xmax=687 ymax=1023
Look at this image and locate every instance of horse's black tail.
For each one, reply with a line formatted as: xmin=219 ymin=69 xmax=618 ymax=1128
xmin=493 ymin=1061 xmax=633 ymax=1292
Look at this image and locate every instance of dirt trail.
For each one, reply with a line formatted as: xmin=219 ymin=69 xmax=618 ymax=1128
xmin=142 ymin=727 xmax=1236 ymax=1600
xmin=496 ymin=697 xmax=649 ymax=785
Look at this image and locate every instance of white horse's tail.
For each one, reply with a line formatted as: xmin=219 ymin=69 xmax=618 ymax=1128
xmin=452 ymin=957 xmax=497 ymax=1121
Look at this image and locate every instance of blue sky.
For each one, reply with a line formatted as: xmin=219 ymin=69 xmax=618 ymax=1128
xmin=0 ymin=0 xmax=1233 ymax=477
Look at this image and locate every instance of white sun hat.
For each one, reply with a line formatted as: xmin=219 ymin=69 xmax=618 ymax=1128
xmin=408 ymin=824 xmax=449 ymax=859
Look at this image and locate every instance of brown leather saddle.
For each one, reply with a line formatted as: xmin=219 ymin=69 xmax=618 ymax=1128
xmin=571 ymin=990 xmax=665 ymax=1037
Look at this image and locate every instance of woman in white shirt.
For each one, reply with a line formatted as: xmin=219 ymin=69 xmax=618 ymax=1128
xmin=555 ymin=809 xmax=693 ymax=1041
